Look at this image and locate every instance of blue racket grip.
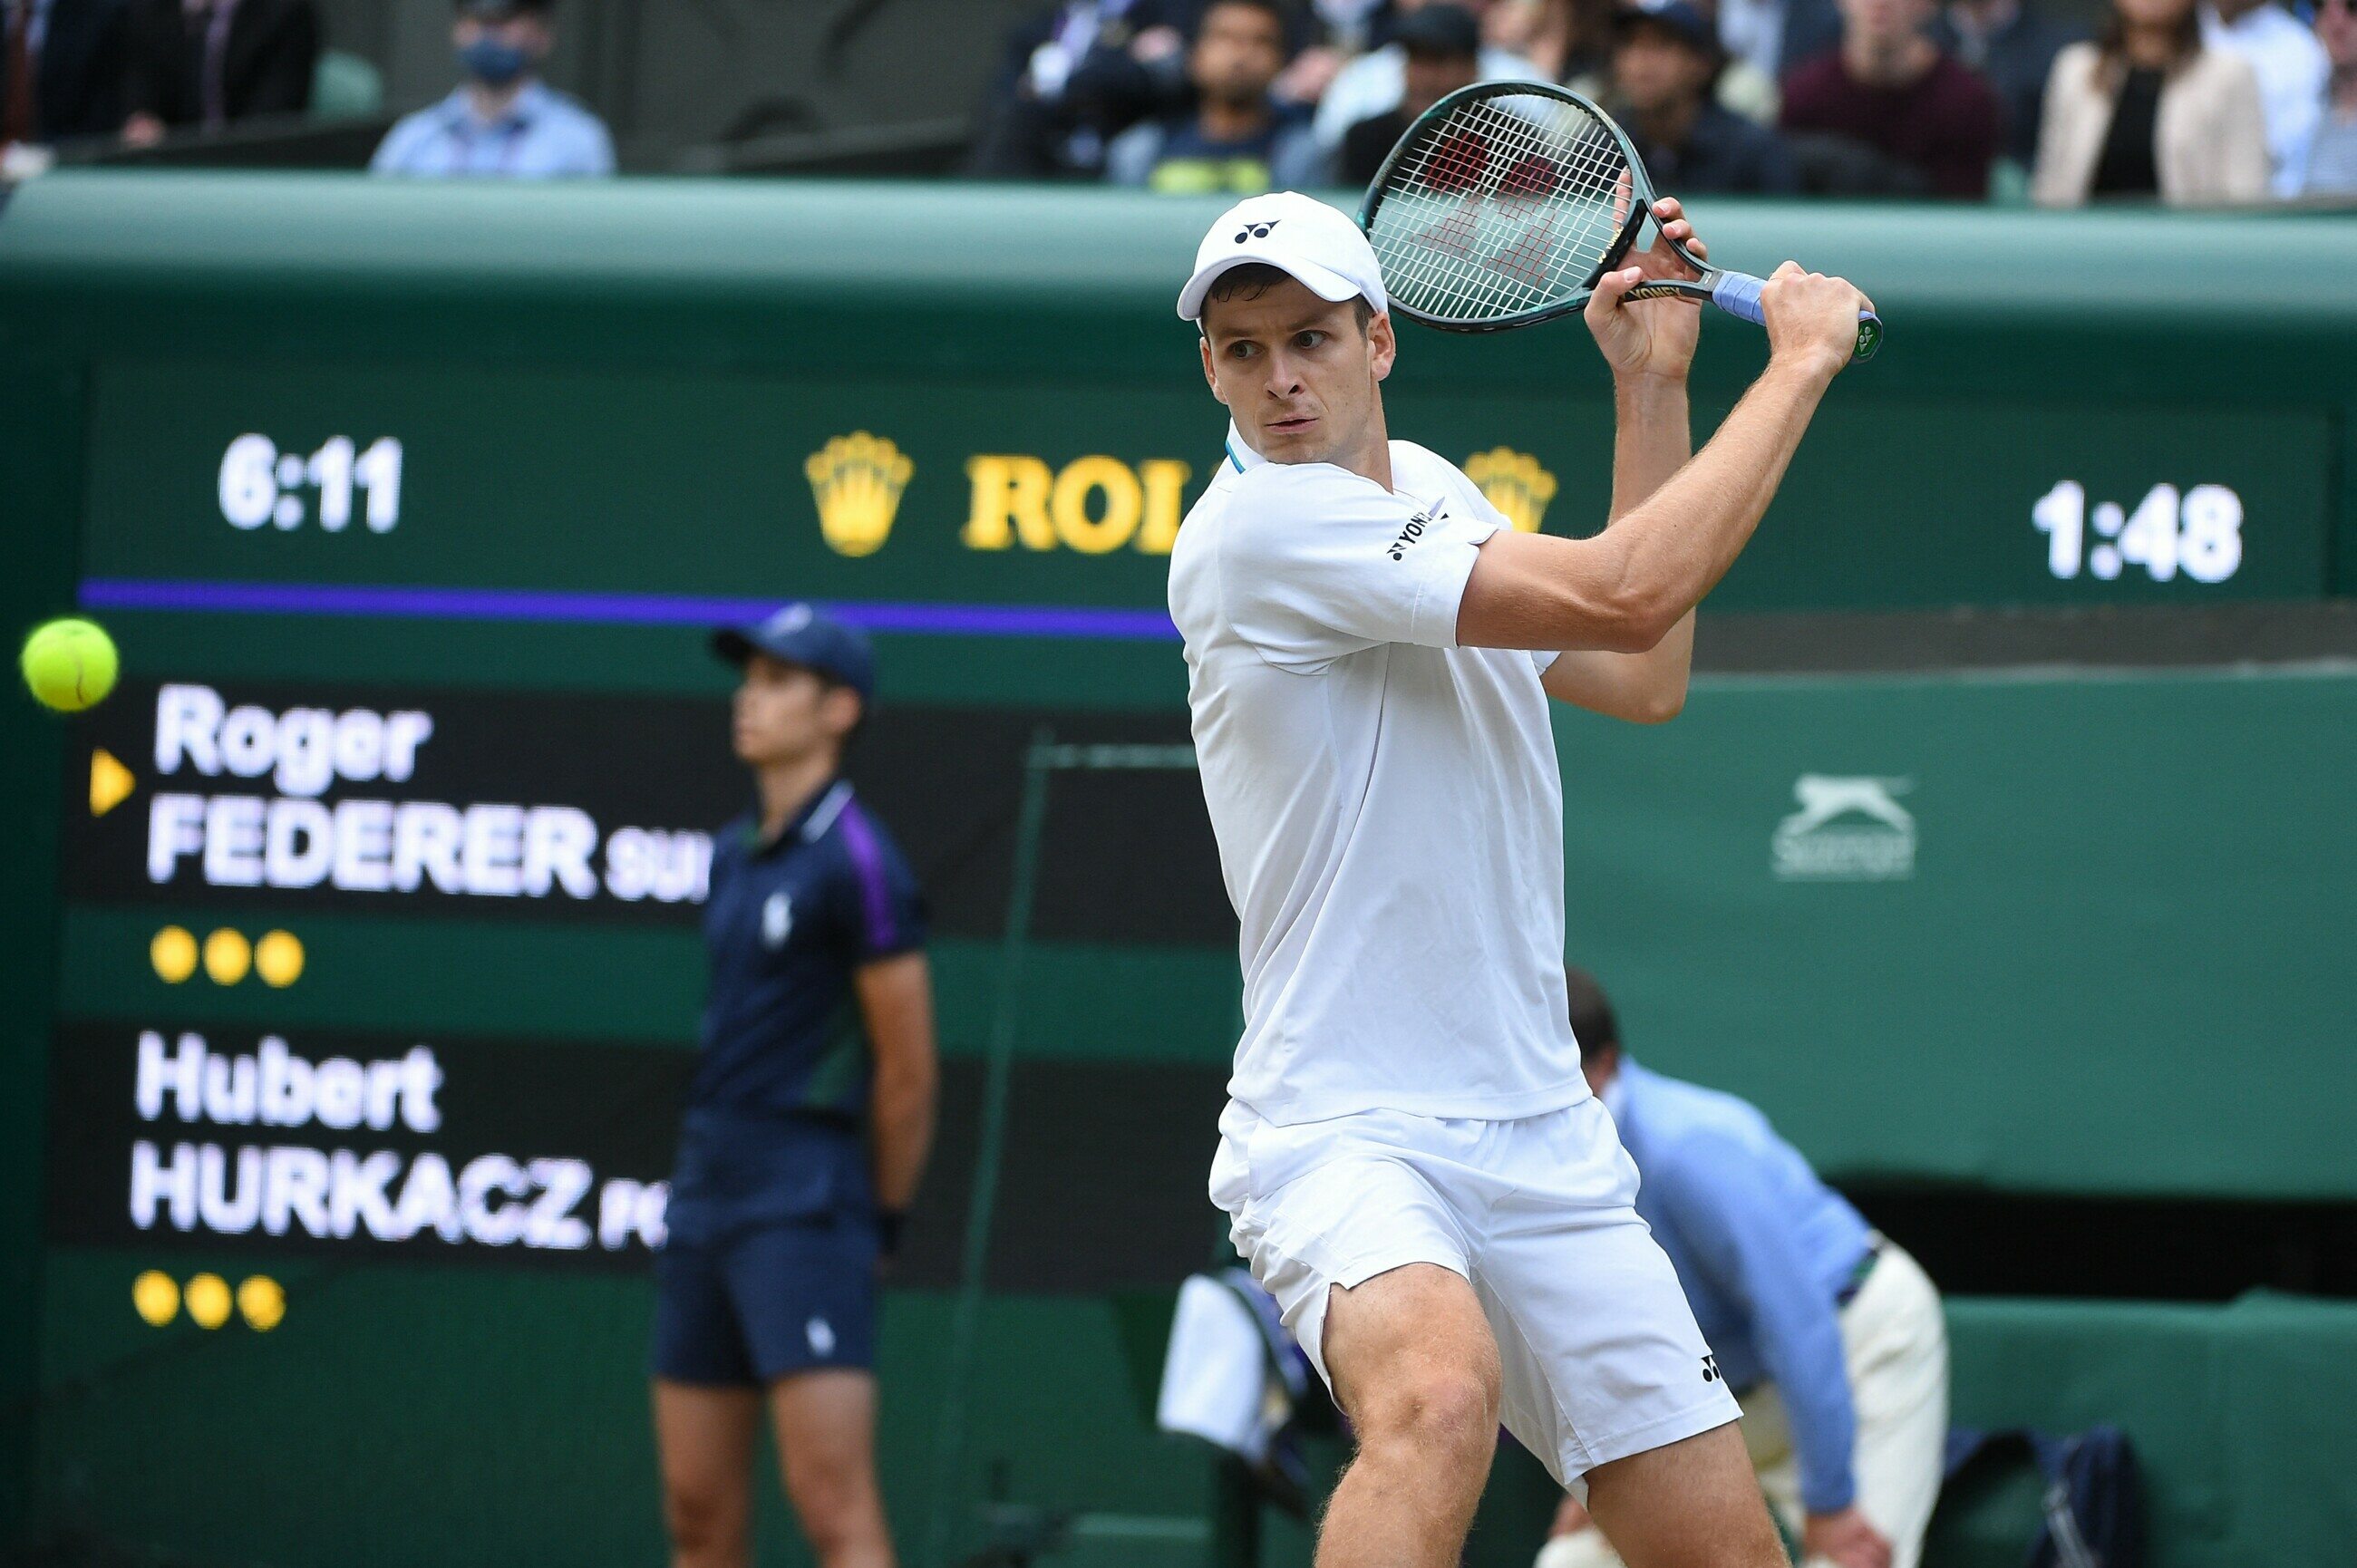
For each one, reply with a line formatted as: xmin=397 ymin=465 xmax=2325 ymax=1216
xmin=1710 ymin=271 xmax=1883 ymax=363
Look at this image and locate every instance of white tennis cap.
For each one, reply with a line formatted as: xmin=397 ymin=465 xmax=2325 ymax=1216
xmin=1177 ymin=191 xmax=1389 ymax=323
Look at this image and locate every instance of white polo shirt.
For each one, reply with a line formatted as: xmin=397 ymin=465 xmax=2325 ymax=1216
xmin=1169 ymin=425 xmax=1588 ymax=1127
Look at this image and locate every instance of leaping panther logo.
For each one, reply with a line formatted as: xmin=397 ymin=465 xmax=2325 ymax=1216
xmin=1234 ymin=218 xmax=1282 ymax=242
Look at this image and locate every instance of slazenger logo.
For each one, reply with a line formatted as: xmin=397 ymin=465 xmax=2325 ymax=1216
xmin=1772 ymin=775 xmax=1916 ymax=882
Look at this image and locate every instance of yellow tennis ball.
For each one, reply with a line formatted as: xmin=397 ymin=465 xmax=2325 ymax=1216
xmin=151 ymin=926 xmax=199 ymax=984
xmin=203 ymin=928 xmax=252 ymax=986
xmin=237 ymin=1275 xmax=286 ymax=1331
xmin=132 ymin=1270 xmax=180 ymax=1327
xmin=184 ymin=1273 xmax=232 ymax=1330
xmin=19 ymin=618 xmax=119 ymax=713
xmin=254 ymin=930 xmax=305 ymax=988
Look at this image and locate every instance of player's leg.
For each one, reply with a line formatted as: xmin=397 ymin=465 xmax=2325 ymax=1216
xmin=652 ymin=1379 xmax=763 ymax=1568
xmin=650 ymin=1235 xmax=765 ymax=1568
xmin=1317 ymin=1262 xmax=1504 ymax=1568
xmin=1584 ymin=1425 xmax=1789 ymax=1568
xmin=728 ymin=1214 xmax=891 ymax=1567
xmin=769 ymin=1370 xmax=894 ymax=1568
xmin=1476 ymin=1099 xmax=1776 ymax=1568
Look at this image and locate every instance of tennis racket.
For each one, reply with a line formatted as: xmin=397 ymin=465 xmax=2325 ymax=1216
xmin=1359 ymin=82 xmax=1881 ymax=361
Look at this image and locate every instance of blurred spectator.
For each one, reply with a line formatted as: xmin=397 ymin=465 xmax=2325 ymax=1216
xmin=968 ymin=0 xmax=1200 ymax=178
xmin=2200 ymin=0 xmax=2328 ymax=193
xmin=1610 ymin=0 xmax=1799 ymax=188
xmin=1336 ymin=2 xmax=1481 ymax=182
xmin=1931 ymin=0 xmax=2081 ymax=161
xmin=1489 ymin=0 xmax=1618 ymax=85
xmin=2293 ymin=0 xmax=2357 ymax=194
xmin=1719 ymin=0 xmax=1844 ymax=86
xmin=121 ymin=0 xmax=316 ymax=147
xmin=2 ymin=0 xmax=129 ymax=150
xmin=2031 ymin=0 xmax=2267 ymax=201
xmin=1314 ymin=0 xmax=1543 ymax=150
xmin=1108 ymin=0 xmax=1321 ymax=189
xmin=371 ymin=0 xmax=613 ymax=178
xmin=1780 ymin=0 xmax=2002 ymax=194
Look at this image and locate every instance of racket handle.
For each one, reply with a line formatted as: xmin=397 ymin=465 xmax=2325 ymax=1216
xmin=1710 ymin=272 xmax=1883 ymax=363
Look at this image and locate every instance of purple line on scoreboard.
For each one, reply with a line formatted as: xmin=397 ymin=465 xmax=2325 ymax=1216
xmin=77 ymin=578 xmax=1183 ymax=642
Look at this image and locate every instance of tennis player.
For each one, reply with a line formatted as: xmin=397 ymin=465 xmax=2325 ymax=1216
xmin=651 ymin=605 xmax=936 ymax=1568
xmin=1169 ymin=189 xmax=1872 ymax=1568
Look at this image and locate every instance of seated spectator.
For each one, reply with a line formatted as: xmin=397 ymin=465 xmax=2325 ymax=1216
xmin=1719 ymin=0 xmax=1844 ymax=87
xmin=2031 ymin=0 xmax=2267 ymax=202
xmin=1780 ymin=0 xmax=2002 ymax=194
xmin=2 ymin=0 xmax=129 ymax=150
xmin=1536 ymin=968 xmax=1949 ymax=1568
xmin=1337 ymin=2 xmax=1482 ymax=184
xmin=1609 ymin=0 xmax=1799 ymax=189
xmin=1931 ymin=0 xmax=2081 ymax=162
xmin=1108 ymin=0 xmax=1321 ymax=191
xmin=2294 ymin=0 xmax=2357 ymax=194
xmin=122 ymin=0 xmax=316 ymax=146
xmin=1314 ymin=0 xmax=1544 ymax=150
xmin=968 ymin=0 xmax=1199 ymax=179
xmin=2201 ymin=0 xmax=2329 ymax=193
xmin=372 ymin=0 xmax=613 ymax=179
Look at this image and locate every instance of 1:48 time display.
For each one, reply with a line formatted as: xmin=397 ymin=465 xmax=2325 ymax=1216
xmin=2031 ymin=480 xmax=2242 ymax=584
xmin=218 ymin=434 xmax=404 ymax=533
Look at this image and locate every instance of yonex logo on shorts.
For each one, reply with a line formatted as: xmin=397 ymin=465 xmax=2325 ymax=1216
xmin=807 ymin=1317 xmax=837 ymax=1357
xmin=1387 ymin=514 xmax=1431 ymax=561
xmin=1235 ymin=218 xmax=1281 ymax=242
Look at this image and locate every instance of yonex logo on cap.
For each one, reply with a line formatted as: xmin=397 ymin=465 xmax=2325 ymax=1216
xmin=765 ymin=603 xmax=815 ymax=636
xmin=1235 ymin=219 xmax=1281 ymax=242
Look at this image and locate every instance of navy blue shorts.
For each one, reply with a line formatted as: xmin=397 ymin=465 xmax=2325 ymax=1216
xmin=651 ymin=1213 xmax=879 ymax=1386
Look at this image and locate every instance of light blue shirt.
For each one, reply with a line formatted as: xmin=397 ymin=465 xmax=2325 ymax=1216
xmin=370 ymin=81 xmax=616 ymax=179
xmin=1605 ymin=1059 xmax=1876 ymax=1515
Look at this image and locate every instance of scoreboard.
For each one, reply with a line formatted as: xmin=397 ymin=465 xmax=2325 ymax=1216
xmin=6 ymin=174 xmax=2357 ymax=1568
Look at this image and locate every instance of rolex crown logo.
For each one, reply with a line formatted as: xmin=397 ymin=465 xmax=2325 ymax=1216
xmin=1464 ymin=447 xmax=1558 ymax=534
xmin=807 ymin=431 xmax=914 ymax=557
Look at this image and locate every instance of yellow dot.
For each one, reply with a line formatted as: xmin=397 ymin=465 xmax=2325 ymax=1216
xmin=151 ymin=926 xmax=198 ymax=984
xmin=254 ymin=930 xmax=305 ymax=989
xmin=202 ymin=928 xmax=251 ymax=986
xmin=184 ymin=1273 xmax=232 ymax=1330
xmin=132 ymin=1270 xmax=179 ymax=1326
xmin=237 ymin=1275 xmax=286 ymax=1331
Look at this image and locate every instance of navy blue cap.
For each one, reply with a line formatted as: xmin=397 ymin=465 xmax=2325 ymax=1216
xmin=1618 ymin=0 xmax=1720 ymax=54
xmin=712 ymin=603 xmax=876 ymax=701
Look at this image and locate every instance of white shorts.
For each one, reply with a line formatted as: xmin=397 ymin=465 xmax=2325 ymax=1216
xmin=1209 ymin=1095 xmax=1740 ymax=1497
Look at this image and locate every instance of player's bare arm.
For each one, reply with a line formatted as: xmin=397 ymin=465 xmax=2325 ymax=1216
xmin=1541 ymin=198 xmax=1707 ymax=723
xmin=1457 ymin=265 xmax=1873 ymax=659
xmin=858 ymin=951 xmax=937 ymax=1220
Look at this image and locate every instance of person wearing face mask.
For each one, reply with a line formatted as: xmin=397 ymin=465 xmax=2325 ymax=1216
xmin=371 ymin=0 xmax=613 ymax=178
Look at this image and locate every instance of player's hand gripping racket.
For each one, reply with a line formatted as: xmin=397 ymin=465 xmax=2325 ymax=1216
xmin=1358 ymin=82 xmax=1881 ymax=361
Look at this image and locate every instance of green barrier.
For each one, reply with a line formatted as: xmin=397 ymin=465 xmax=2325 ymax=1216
xmin=1942 ymin=1292 xmax=2357 ymax=1568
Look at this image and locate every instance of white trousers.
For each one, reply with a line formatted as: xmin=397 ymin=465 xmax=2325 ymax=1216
xmin=1535 ymin=1242 xmax=1948 ymax=1568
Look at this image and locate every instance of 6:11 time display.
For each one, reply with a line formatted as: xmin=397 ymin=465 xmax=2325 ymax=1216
xmin=218 ymin=434 xmax=405 ymax=534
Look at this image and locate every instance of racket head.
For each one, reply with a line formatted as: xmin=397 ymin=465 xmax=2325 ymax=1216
xmin=1358 ymin=82 xmax=1663 ymax=333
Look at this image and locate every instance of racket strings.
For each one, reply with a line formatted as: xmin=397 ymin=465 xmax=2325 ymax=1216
xmin=1370 ymin=92 xmax=1634 ymax=324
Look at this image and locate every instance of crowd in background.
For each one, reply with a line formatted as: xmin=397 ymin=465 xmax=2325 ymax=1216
xmin=1 ymin=0 xmax=2351 ymax=199
xmin=967 ymin=0 xmax=2357 ymax=201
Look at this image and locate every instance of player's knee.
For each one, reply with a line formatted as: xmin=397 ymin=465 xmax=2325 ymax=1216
xmin=1361 ymin=1365 xmax=1499 ymax=1466
xmin=782 ymin=1450 xmax=879 ymax=1550
xmin=662 ymin=1477 xmax=750 ymax=1559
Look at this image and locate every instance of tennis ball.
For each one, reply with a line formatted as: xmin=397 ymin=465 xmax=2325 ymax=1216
xmin=20 ymin=617 xmax=119 ymax=712
xmin=184 ymin=1273 xmax=232 ymax=1330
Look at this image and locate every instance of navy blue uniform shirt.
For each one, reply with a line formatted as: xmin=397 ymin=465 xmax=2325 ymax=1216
xmin=667 ymin=779 xmax=926 ymax=1245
